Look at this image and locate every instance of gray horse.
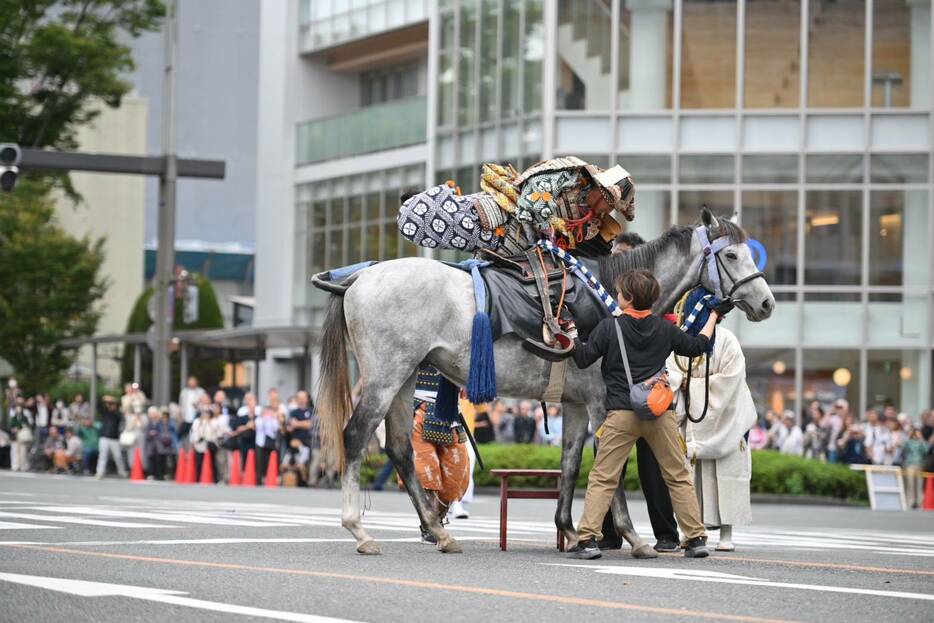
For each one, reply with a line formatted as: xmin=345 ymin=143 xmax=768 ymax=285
xmin=315 ymin=208 xmax=774 ymax=555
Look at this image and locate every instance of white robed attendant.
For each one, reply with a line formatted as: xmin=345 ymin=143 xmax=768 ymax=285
xmin=666 ymin=326 xmax=755 ymax=551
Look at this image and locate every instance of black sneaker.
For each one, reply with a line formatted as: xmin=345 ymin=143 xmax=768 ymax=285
xmin=596 ymin=538 xmax=623 ymax=551
xmin=654 ymin=539 xmax=680 ymax=553
xmin=683 ymin=536 xmax=709 ymax=558
xmin=419 ymin=526 xmax=437 ymax=545
xmin=567 ymin=539 xmax=602 ymax=560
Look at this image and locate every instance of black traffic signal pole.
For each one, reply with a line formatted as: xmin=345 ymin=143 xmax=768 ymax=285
xmin=17 ymin=148 xmax=224 ymax=179
xmin=9 ymin=146 xmax=225 ymax=410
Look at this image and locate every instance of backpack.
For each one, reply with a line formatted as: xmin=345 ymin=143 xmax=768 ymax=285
xmin=613 ymin=319 xmax=674 ymax=422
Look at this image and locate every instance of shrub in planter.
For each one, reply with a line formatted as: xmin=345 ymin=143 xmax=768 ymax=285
xmin=361 ymin=445 xmax=868 ymax=503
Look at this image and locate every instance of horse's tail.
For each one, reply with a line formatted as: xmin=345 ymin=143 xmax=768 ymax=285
xmin=317 ymin=293 xmax=353 ymax=471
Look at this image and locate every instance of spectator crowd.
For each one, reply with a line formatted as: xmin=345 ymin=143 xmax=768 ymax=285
xmin=748 ymin=399 xmax=934 ymax=508
xmin=0 ymin=376 xmax=338 ymax=488
xmin=2 ymin=378 xmax=933 ymax=507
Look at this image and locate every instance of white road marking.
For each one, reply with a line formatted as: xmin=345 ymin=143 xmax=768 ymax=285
xmin=28 ymin=506 xmax=299 ymax=527
xmin=2 ymin=492 xmax=932 ymax=559
xmin=0 ymin=521 xmax=59 ymax=530
xmin=0 ymin=511 xmax=177 ymax=529
xmin=0 ymin=536 xmax=500 ymax=546
xmin=0 ymin=572 xmax=363 ymax=623
xmin=549 ymin=563 xmax=934 ymax=602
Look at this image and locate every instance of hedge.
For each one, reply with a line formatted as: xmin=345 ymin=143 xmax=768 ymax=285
xmin=362 ymin=445 xmax=868 ymax=503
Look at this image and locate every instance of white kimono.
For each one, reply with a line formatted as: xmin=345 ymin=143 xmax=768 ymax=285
xmin=667 ymin=327 xmax=755 ymax=528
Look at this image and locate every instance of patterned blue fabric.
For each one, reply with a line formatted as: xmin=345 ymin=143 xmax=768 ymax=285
xmin=680 ymin=287 xmax=720 ymax=354
xmin=398 ymin=184 xmax=499 ymax=252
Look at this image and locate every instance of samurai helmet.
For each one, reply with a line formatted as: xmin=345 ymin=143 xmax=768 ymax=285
xmin=588 ymin=164 xmax=635 ymax=221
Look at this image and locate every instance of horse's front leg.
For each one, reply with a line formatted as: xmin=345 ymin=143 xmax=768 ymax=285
xmin=555 ymin=402 xmax=590 ymax=549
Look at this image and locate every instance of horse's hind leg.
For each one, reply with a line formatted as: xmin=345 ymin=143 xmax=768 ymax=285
xmin=341 ymin=386 xmax=398 ymax=555
xmin=610 ymin=486 xmax=656 ymax=559
xmin=383 ymin=377 xmax=462 ymax=553
xmin=555 ymin=402 xmax=591 ymax=548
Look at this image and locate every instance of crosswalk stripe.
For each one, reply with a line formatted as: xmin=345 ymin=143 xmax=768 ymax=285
xmin=28 ymin=506 xmax=300 ymax=528
xmin=0 ymin=511 xmax=177 ymax=529
xmin=0 ymin=521 xmax=60 ymax=530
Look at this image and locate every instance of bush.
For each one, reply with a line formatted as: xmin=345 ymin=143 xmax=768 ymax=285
xmin=361 ymin=444 xmax=868 ymax=503
xmin=751 ymin=450 xmax=868 ymax=503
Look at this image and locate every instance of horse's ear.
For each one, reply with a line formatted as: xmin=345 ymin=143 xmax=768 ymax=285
xmin=700 ymin=205 xmax=718 ymax=230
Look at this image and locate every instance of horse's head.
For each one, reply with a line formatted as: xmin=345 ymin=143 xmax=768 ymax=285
xmin=696 ymin=207 xmax=775 ymax=322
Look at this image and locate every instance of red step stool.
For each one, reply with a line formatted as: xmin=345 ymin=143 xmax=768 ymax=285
xmin=490 ymin=468 xmax=565 ymax=552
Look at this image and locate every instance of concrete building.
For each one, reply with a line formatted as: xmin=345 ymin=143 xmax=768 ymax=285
xmin=255 ymin=0 xmax=934 ymax=419
xmin=129 ymin=0 xmax=260 ymax=247
xmin=56 ymin=97 xmax=149 ymax=384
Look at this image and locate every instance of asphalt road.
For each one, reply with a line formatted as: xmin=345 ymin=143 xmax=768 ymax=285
xmin=0 ymin=471 xmax=931 ymax=623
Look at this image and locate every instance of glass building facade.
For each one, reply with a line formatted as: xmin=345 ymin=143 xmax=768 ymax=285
xmin=293 ymin=0 xmax=933 ymax=418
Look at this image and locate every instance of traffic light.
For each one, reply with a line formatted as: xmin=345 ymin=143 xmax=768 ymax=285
xmin=1 ymin=143 xmax=21 ymax=192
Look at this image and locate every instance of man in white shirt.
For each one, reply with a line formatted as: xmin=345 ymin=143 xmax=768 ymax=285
xmin=178 ymin=376 xmax=206 ymax=445
xmin=779 ymin=412 xmax=804 ymax=456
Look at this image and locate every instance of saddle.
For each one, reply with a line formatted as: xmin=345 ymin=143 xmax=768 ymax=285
xmin=478 ymin=248 xmax=609 ymax=362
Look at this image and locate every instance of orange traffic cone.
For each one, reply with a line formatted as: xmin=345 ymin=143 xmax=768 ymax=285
xmin=174 ymin=449 xmax=187 ymax=482
xmin=242 ymin=449 xmax=257 ymax=487
xmin=199 ymin=452 xmax=215 ymax=485
xmin=923 ymin=475 xmax=934 ymax=511
xmin=264 ymin=450 xmax=279 ymax=488
xmin=129 ymin=446 xmax=145 ymax=481
xmin=228 ymin=450 xmax=242 ymax=486
xmin=184 ymin=448 xmax=197 ymax=484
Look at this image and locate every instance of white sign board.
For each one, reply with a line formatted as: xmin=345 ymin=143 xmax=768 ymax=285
xmin=850 ymin=465 xmax=906 ymax=511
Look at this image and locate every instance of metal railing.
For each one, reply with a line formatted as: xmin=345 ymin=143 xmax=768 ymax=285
xmin=295 ymin=96 xmax=427 ymax=165
xmin=299 ymin=0 xmax=429 ymax=53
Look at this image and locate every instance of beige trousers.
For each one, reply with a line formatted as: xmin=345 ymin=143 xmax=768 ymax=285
xmin=578 ymin=409 xmax=706 ymax=542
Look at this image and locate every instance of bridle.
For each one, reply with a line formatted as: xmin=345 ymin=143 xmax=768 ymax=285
xmin=680 ymin=224 xmax=766 ymax=425
xmin=694 ymin=225 xmax=766 ymax=302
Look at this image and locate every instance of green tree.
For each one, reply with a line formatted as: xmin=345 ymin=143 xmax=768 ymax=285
xmin=0 ymin=181 xmax=108 ymax=394
xmin=122 ymin=275 xmax=226 ymax=399
xmin=1 ymin=0 xmax=165 ymax=151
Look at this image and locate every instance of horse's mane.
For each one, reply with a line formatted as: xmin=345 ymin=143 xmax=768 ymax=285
xmin=598 ymin=217 xmax=747 ymax=290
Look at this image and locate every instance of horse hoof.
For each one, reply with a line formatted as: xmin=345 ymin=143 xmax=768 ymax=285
xmin=356 ymin=540 xmax=381 ymax=555
xmin=439 ymin=539 xmax=463 ymax=554
xmin=631 ymin=543 xmax=658 ymax=559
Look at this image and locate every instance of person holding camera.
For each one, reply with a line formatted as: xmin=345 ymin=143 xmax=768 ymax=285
xmin=565 ymin=269 xmax=731 ymax=560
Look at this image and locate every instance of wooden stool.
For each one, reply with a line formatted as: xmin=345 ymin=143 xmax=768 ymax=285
xmin=490 ymin=468 xmax=565 ymax=551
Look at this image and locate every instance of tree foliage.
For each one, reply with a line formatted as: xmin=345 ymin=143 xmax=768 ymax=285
xmin=122 ymin=275 xmax=226 ymax=399
xmin=0 ymin=180 xmax=108 ymax=394
xmin=0 ymin=0 xmax=165 ymax=152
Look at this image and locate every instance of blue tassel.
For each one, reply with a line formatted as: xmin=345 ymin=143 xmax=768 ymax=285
xmin=467 ymin=311 xmax=497 ymax=404
xmin=434 ymin=376 xmax=460 ymax=423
